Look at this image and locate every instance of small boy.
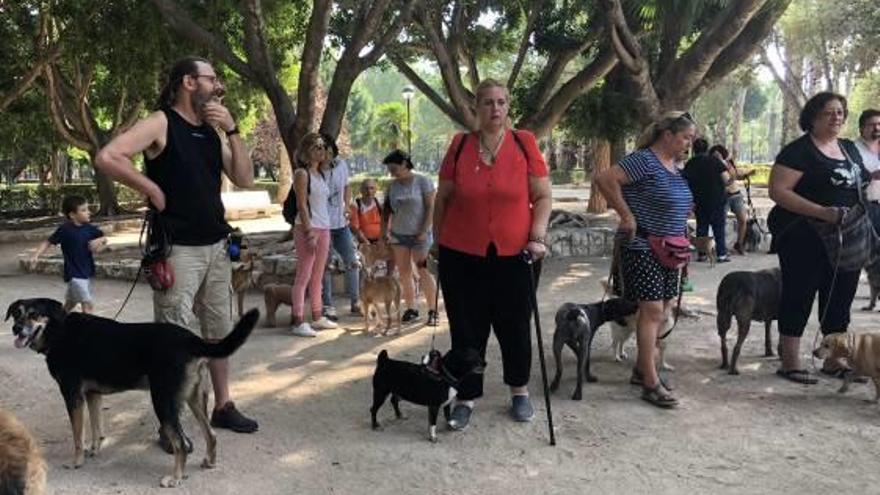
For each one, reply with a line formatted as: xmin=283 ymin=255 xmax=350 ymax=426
xmin=31 ymin=195 xmax=108 ymax=313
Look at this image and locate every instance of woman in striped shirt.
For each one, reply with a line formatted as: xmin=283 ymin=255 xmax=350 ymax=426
xmin=596 ymin=111 xmax=696 ymax=409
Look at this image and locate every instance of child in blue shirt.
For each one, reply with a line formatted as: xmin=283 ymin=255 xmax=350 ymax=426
xmin=31 ymin=195 xmax=108 ymax=313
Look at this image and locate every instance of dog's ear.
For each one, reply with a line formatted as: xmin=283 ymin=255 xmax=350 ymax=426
xmin=5 ymin=300 xmax=22 ymax=321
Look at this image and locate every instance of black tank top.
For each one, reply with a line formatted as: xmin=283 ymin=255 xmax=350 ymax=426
xmin=145 ymin=108 xmax=231 ymax=246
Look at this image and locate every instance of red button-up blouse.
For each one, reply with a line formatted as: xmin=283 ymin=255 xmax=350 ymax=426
xmin=438 ymin=129 xmax=548 ymax=257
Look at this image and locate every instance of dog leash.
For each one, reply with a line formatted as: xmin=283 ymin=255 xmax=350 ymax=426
xmin=522 ymin=250 xmax=556 ymax=446
xmin=112 ymin=210 xmax=172 ymax=320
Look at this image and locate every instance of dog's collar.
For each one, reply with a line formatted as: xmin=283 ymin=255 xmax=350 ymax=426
xmin=421 ymin=361 xmax=460 ymax=386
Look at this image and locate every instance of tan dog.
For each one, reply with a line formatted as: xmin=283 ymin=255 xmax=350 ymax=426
xmin=360 ymin=272 xmax=402 ymax=335
xmin=691 ymin=236 xmax=717 ymax=267
xmin=814 ymin=332 xmax=880 ymax=401
xmin=231 ymin=248 xmax=259 ymax=317
xmin=0 ymin=408 xmax=46 ymax=495
xmin=263 ymin=283 xmax=293 ymax=327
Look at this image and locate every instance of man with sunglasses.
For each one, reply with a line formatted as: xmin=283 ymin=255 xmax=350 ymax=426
xmin=96 ymin=57 xmax=259 ymax=449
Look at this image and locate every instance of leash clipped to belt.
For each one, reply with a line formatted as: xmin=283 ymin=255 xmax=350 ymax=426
xmin=112 ymin=209 xmax=173 ymax=320
xmin=522 ymin=250 xmax=556 ymax=446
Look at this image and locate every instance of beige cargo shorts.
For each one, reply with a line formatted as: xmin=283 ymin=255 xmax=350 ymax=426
xmin=154 ymin=239 xmax=232 ymax=341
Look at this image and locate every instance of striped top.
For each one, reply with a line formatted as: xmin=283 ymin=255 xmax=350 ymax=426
xmin=619 ymin=148 xmax=693 ymax=250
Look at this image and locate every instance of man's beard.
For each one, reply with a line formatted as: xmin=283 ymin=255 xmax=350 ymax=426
xmin=192 ymin=88 xmax=215 ymax=117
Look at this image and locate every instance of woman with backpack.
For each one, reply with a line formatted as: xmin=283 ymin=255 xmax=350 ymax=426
xmin=288 ymin=132 xmax=338 ymax=337
xmin=433 ymin=78 xmax=551 ymax=430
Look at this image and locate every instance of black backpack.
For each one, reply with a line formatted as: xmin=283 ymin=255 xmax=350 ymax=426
xmin=282 ymin=172 xmax=311 ymax=225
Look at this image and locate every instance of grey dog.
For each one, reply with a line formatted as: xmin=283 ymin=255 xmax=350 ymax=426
xmin=550 ymin=298 xmax=639 ymax=400
xmin=716 ymin=267 xmax=782 ymax=375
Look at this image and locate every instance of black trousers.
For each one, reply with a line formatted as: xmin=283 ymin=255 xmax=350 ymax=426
xmin=439 ymin=245 xmax=539 ymax=400
xmin=777 ymin=222 xmax=860 ymax=337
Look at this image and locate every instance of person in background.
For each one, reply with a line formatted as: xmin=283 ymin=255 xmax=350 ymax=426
xmin=289 ymin=132 xmax=339 ymax=337
xmin=31 ymin=195 xmax=108 ymax=314
xmin=683 ymin=138 xmax=731 ymax=262
xmin=711 ymin=144 xmax=755 ymax=255
xmin=381 ymin=149 xmax=438 ymax=325
xmin=319 ymin=134 xmax=362 ymax=319
xmin=854 ymin=109 xmax=880 ymax=230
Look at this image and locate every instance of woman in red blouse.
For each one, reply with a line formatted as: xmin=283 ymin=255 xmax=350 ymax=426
xmin=433 ymin=78 xmax=552 ymax=431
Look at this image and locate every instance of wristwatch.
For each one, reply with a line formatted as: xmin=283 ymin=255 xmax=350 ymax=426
xmin=225 ymin=125 xmax=240 ymax=137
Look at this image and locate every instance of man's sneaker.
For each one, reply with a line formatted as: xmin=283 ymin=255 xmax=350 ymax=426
xmin=350 ymin=303 xmax=364 ymax=316
xmin=402 ymin=308 xmax=420 ymax=323
xmin=426 ymin=310 xmax=439 ymax=326
xmin=210 ymin=402 xmax=258 ymax=433
xmin=510 ymin=395 xmax=535 ymax=422
xmin=447 ymin=404 xmax=472 ymax=431
xmin=717 ymin=255 xmax=732 ymax=263
xmin=158 ymin=428 xmax=193 ymax=455
xmin=312 ymin=317 xmax=339 ymax=330
xmin=322 ymin=306 xmax=339 ymax=322
xmin=290 ymin=322 xmax=317 ymax=337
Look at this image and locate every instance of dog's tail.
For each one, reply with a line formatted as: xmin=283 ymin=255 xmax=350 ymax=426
xmin=191 ymin=309 xmax=259 ymax=358
xmin=377 ymin=349 xmax=389 ymax=365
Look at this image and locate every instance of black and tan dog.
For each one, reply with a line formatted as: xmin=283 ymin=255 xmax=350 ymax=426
xmin=5 ymin=298 xmax=258 ymax=488
xmin=716 ymin=267 xmax=781 ymax=374
xmin=370 ymin=348 xmax=484 ymax=442
xmin=0 ymin=407 xmax=46 ymax=495
xmin=550 ymin=299 xmax=639 ymax=400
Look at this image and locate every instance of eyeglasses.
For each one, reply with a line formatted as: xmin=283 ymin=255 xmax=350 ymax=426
xmin=192 ymin=74 xmax=221 ymax=85
xmin=312 ymin=144 xmax=326 ymax=151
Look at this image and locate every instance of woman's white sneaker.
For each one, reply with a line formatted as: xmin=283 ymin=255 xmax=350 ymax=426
xmin=312 ymin=317 xmax=339 ymax=330
xmin=290 ymin=322 xmax=317 ymax=337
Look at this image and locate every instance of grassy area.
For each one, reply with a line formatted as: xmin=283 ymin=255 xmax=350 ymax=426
xmin=738 ymin=163 xmax=772 ymax=186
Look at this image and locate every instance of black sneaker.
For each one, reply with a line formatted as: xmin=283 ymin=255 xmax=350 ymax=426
xmin=402 ymin=308 xmax=420 ymax=323
xmin=158 ymin=428 xmax=193 ymax=455
xmin=210 ymin=402 xmax=258 ymax=433
xmin=426 ymin=310 xmax=439 ymax=326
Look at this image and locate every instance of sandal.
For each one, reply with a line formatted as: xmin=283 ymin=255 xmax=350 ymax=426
xmin=775 ymin=368 xmax=818 ymax=385
xmin=630 ymin=368 xmax=673 ymax=391
xmin=641 ymin=385 xmax=678 ymax=409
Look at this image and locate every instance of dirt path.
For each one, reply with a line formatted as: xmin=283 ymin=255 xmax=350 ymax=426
xmin=2 ymin=240 xmax=880 ymax=494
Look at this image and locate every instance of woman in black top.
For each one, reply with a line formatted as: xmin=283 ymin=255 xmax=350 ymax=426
xmin=768 ymin=92 xmax=868 ymax=384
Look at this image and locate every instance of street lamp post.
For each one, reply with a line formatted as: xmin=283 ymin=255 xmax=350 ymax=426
xmin=401 ymin=85 xmax=415 ymax=156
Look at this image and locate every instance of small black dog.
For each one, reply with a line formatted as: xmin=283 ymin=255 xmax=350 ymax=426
xmin=370 ymin=348 xmax=484 ymax=442
xmin=716 ymin=267 xmax=781 ymax=374
xmin=550 ymin=298 xmax=639 ymax=400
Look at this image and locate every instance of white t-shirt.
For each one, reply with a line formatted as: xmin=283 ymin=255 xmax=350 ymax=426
xmin=855 ymin=138 xmax=880 ymax=201
xmin=294 ymin=170 xmax=331 ymax=229
xmin=322 ymin=159 xmax=350 ymax=229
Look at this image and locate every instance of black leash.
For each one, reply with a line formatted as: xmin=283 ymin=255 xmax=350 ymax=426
xmin=111 ymin=210 xmax=171 ymax=320
xmin=521 ymin=250 xmax=556 ymax=447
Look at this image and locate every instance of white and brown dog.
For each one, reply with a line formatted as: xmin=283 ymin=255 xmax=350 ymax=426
xmin=814 ymin=332 xmax=880 ymax=401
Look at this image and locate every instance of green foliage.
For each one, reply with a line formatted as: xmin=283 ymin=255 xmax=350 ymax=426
xmin=372 ymin=102 xmax=407 ymax=152
xmin=346 ymin=87 xmax=375 ymax=151
xmin=0 ymin=183 xmax=144 ymax=216
xmin=743 ymin=86 xmax=769 ymax=122
xmin=561 ymin=82 xmax=640 ymax=141
xmin=549 ymin=169 xmax=587 ymax=185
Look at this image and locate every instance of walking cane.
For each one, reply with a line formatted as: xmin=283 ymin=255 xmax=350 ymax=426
xmin=521 ymin=250 xmax=556 ymax=446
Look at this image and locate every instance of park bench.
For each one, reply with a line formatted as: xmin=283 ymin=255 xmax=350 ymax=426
xmin=221 ymin=190 xmax=279 ymax=220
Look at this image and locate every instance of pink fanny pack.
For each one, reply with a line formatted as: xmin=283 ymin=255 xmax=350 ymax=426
xmin=646 ymin=235 xmax=691 ymax=269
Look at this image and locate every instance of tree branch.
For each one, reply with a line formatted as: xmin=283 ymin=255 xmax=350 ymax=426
xmin=295 ymin=0 xmax=333 ymax=140
xmin=389 ymin=55 xmax=471 ymax=128
xmin=519 ymin=44 xmax=618 ymax=137
xmin=508 ymin=0 xmax=543 ymax=90
xmin=149 ymin=0 xmax=256 ymax=81
xmin=359 ymin=0 xmax=416 ymax=67
xmin=0 ymin=45 xmax=60 ymax=112
xmin=656 ymin=0 xmax=765 ymax=99
xmin=43 ymin=67 xmax=93 ymax=151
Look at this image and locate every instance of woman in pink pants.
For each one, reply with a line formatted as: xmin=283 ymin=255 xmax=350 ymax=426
xmin=290 ymin=132 xmax=338 ymax=337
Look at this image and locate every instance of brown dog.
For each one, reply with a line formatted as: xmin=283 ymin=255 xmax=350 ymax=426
xmin=691 ymin=236 xmax=717 ymax=267
xmin=0 ymin=408 xmax=46 ymax=495
xmin=814 ymin=332 xmax=880 ymax=401
xmin=263 ymin=283 xmax=293 ymax=327
xmin=360 ymin=272 xmax=402 ymax=335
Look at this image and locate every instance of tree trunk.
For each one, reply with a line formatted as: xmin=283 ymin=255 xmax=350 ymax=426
xmin=730 ymin=87 xmax=746 ymax=159
xmin=89 ymin=150 xmax=120 ymax=216
xmin=278 ymin=141 xmax=292 ymax=203
xmin=587 ymin=139 xmax=611 ymax=213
